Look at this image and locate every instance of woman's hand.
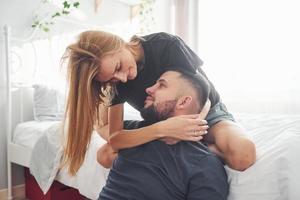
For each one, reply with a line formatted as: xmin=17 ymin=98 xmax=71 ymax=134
xmin=158 ymin=115 xmax=209 ymax=141
xmin=158 ymin=100 xmax=211 ymax=142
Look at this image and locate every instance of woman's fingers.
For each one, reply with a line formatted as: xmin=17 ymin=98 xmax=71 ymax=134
xmin=161 ymin=115 xmax=209 ymax=142
xmin=188 ymin=129 xmax=208 ymax=136
xmin=199 ymin=99 xmax=211 ymax=119
xmin=179 ymin=116 xmax=208 ymax=126
xmin=198 ymin=119 xmax=208 ymax=126
xmin=188 ymin=125 xmax=209 ymax=132
xmin=187 ymin=118 xmax=208 ymax=126
xmin=189 ymin=136 xmax=203 ymax=141
xmin=176 ymin=111 xmax=210 ymax=127
xmin=179 ymin=114 xmax=202 ymax=119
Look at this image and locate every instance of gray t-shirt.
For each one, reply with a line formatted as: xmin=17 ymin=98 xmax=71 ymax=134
xmin=99 ymin=121 xmax=229 ymax=200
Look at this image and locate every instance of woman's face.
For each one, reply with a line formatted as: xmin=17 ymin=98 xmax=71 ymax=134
xmin=95 ymin=47 xmax=137 ymax=83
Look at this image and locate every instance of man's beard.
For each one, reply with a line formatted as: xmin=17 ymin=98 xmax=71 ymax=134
xmin=140 ymin=100 xmax=177 ymax=123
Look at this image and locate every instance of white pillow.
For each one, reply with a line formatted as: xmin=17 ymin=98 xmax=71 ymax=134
xmin=33 ymin=84 xmax=66 ymax=121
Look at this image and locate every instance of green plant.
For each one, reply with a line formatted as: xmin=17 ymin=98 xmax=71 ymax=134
xmin=32 ymin=0 xmax=80 ymax=32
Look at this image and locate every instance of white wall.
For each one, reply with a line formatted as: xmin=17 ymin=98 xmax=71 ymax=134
xmin=0 ymin=0 xmax=172 ymax=191
xmin=169 ymin=0 xmax=300 ymax=114
xmin=197 ymin=0 xmax=300 ymax=114
xmin=152 ymin=0 xmax=172 ymax=33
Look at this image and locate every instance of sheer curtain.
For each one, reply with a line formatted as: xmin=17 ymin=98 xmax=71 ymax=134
xmin=173 ymin=0 xmax=300 ymax=114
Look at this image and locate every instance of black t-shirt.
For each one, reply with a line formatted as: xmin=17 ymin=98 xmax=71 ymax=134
xmin=111 ymin=32 xmax=220 ymax=111
xmin=99 ymin=120 xmax=229 ymax=200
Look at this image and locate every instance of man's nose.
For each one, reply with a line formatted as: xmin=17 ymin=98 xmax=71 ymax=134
xmin=146 ymin=84 xmax=157 ymax=94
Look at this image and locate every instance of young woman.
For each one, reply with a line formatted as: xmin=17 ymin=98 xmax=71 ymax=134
xmin=63 ymin=31 xmax=256 ymax=175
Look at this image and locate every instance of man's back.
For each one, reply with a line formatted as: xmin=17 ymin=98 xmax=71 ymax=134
xmin=100 ymin=131 xmax=228 ymax=200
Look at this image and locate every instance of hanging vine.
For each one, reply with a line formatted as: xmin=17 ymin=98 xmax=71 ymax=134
xmin=32 ymin=0 xmax=80 ymax=32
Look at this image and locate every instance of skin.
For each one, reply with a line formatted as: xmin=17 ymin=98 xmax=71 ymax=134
xmin=95 ymin=47 xmax=138 ymax=83
xmin=95 ymin=44 xmax=256 ymax=171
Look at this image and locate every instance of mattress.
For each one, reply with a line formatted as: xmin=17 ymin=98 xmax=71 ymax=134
xmin=13 ymin=121 xmax=109 ymax=200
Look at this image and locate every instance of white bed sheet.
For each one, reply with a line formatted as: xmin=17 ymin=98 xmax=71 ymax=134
xmin=13 ymin=121 xmax=109 ymax=200
xmin=227 ymin=113 xmax=300 ymax=200
xmin=13 ymin=121 xmax=59 ymax=148
xmin=13 ymin=113 xmax=300 ymax=200
xmin=56 ymin=132 xmax=110 ymax=200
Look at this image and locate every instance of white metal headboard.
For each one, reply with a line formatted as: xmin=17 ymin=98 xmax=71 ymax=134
xmin=4 ymin=25 xmax=36 ymax=141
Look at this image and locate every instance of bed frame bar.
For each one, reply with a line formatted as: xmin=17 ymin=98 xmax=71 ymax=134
xmin=4 ymin=25 xmax=13 ymax=200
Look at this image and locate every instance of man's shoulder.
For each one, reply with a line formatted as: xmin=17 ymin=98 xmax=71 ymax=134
xmin=178 ymin=142 xmax=224 ymax=167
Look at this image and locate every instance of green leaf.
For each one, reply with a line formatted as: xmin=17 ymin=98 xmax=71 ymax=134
xmin=63 ymin=1 xmax=71 ymax=8
xmin=73 ymin=2 xmax=80 ymax=8
xmin=51 ymin=12 xmax=61 ymax=18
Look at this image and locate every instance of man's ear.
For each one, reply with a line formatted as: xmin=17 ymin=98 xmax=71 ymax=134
xmin=176 ymin=96 xmax=193 ymax=109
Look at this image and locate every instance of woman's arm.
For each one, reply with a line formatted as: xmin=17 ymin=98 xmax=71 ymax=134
xmin=108 ymin=103 xmax=162 ymax=150
xmin=108 ymin=104 xmax=209 ymax=151
xmin=95 ymin=103 xmax=109 ymax=141
xmin=97 ymin=143 xmax=118 ymax=168
xmin=97 ymin=101 xmax=211 ymax=168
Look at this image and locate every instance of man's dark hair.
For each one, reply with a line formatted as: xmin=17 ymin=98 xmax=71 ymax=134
xmin=179 ymin=72 xmax=210 ymax=111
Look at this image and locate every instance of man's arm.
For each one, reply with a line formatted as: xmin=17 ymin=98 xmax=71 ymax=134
xmin=205 ymin=120 xmax=256 ymax=171
xmin=187 ymin=155 xmax=229 ymax=200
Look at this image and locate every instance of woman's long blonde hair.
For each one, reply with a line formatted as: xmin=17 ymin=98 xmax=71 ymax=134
xmin=62 ymin=30 xmax=125 ymax=175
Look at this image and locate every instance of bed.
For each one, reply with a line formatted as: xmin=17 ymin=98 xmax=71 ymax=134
xmin=4 ymin=25 xmax=300 ymax=200
xmin=9 ymin=91 xmax=300 ymax=200
xmin=10 ymin=106 xmax=300 ymax=200
xmin=12 ymin=120 xmax=109 ymax=200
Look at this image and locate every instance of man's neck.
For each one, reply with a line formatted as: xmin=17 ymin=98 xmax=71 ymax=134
xmin=172 ymin=110 xmax=191 ymax=117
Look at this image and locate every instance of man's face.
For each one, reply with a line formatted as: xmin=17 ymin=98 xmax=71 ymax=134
xmin=141 ymin=71 xmax=182 ymax=122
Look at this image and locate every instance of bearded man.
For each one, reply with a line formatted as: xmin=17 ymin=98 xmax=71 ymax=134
xmin=98 ymin=71 xmax=229 ymax=200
